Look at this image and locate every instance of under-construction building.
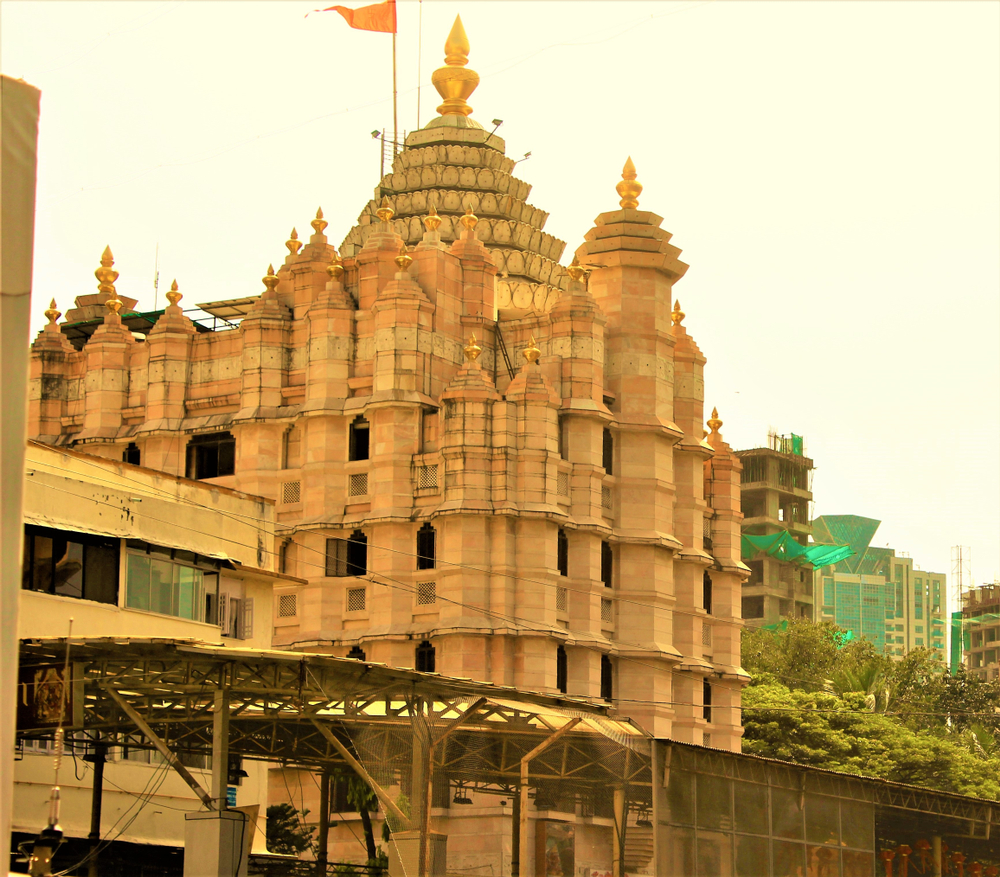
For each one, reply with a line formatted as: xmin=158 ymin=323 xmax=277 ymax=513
xmin=735 ymin=433 xmax=815 ymax=625
xmin=959 ymin=583 xmax=1000 ymax=681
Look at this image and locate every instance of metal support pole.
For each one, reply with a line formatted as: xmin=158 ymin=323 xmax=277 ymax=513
xmin=317 ymin=771 xmax=330 ymax=877
xmin=510 ymin=790 xmax=521 ymax=877
xmin=86 ymin=742 xmax=106 ymax=877
xmin=612 ymin=787 xmax=626 ymax=877
xmin=211 ymin=688 xmax=230 ymax=808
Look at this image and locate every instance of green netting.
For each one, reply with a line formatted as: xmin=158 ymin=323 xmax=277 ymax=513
xmin=741 ymin=532 xmax=854 ymax=569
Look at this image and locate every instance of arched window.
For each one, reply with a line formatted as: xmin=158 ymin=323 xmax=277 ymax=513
xmin=556 ymin=646 xmax=568 ymax=694
xmin=346 ymin=531 xmax=367 ymax=576
xmin=416 ymin=523 xmax=436 ymax=570
xmin=349 ymin=415 xmax=370 ymax=461
xmin=347 ymin=645 xmax=366 ymax=661
xmin=602 ymin=427 xmax=613 ymax=475
xmin=703 ymin=680 xmax=713 ymax=723
xmin=703 ymin=571 xmax=713 ymax=615
xmin=557 ymin=529 xmax=568 ymax=577
xmin=600 ymin=655 xmax=613 ymax=701
xmin=415 ymin=640 xmax=436 ymax=673
xmin=601 ymin=541 xmax=613 ymax=588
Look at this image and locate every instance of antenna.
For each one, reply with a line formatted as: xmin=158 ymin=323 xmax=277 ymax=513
xmin=153 ymin=243 xmax=160 ymax=311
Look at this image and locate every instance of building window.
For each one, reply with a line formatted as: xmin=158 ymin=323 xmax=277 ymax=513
xmin=415 ymin=640 xmax=436 ymax=673
xmin=347 ymin=587 xmax=366 ymax=612
xmin=283 ymin=426 xmax=302 ymax=469
xmin=347 ymin=645 xmax=366 ymax=661
xmin=122 ymin=442 xmax=141 ymax=466
xmin=602 ymin=428 xmax=613 ymax=475
xmin=742 ymin=596 xmax=764 ymax=619
xmin=556 ymin=646 xmax=568 ymax=694
xmin=186 ymin=431 xmax=236 ymax=480
xmin=417 ymin=523 xmax=436 ymax=570
xmin=349 ymin=416 xmax=370 ymax=461
xmin=703 ymin=680 xmax=713 ymax=723
xmin=558 ymin=415 xmax=568 ymax=461
xmin=703 ymin=571 xmax=713 ymax=615
xmin=125 ymin=545 xmax=220 ymax=622
xmin=600 ymin=655 xmax=613 ymax=701
xmin=279 ymin=540 xmax=295 ymax=576
xmin=557 ymin=529 xmax=569 ymax=577
xmin=601 ymin=541 xmax=613 ymax=588
xmin=21 ymin=524 xmax=119 ymax=605
xmin=326 ymin=532 xmax=367 ymax=576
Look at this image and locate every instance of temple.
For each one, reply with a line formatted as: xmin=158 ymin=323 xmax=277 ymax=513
xmin=27 ymin=15 xmax=746 ymax=757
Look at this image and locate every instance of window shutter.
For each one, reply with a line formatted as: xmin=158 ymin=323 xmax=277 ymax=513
xmin=218 ymin=594 xmax=229 ymax=635
xmin=240 ymin=598 xmax=254 ymax=640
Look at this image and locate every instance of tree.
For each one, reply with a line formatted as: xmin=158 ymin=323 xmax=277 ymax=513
xmin=265 ymin=803 xmax=315 ymax=856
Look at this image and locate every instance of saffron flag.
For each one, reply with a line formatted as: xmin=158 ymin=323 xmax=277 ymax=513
xmin=312 ymin=0 xmax=396 ymax=33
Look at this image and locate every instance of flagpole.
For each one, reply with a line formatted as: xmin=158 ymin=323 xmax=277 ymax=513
xmin=392 ymin=30 xmax=398 ymax=157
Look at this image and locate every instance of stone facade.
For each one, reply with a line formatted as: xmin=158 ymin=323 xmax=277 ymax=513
xmin=27 ymin=20 xmax=747 ymax=753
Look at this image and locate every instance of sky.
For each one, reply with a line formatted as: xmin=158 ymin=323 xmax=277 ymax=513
xmin=3 ymin=1 xmax=998 ymax=592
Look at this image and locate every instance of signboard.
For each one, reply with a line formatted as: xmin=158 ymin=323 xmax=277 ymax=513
xmin=227 ymin=786 xmax=238 ymax=807
xmin=17 ymin=663 xmax=79 ymax=730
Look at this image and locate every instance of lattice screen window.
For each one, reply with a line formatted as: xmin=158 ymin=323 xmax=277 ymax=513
xmin=702 ymin=621 xmax=713 ymax=647
xmin=416 ymin=581 xmax=436 ymax=606
xmin=277 ymin=594 xmax=298 ymax=618
xmin=281 ymin=481 xmax=301 ymax=504
xmin=601 ymin=598 xmax=613 ymax=624
xmin=556 ymin=587 xmax=568 ymax=612
xmin=703 ymin=732 xmax=712 ymax=748
xmin=416 ymin=465 xmax=438 ymax=490
xmin=348 ymin=472 xmax=368 ymax=497
xmin=557 ymin=471 xmax=570 ymax=497
xmin=347 ymin=588 xmax=366 ymax=612
xmin=601 ymin=486 xmax=613 ymax=510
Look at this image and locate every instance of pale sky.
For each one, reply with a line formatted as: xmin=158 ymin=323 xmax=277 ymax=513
xmin=3 ymin=1 xmax=998 ymax=591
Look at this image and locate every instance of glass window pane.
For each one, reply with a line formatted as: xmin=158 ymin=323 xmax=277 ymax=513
xmin=32 ymin=535 xmax=54 ymax=592
xmin=697 ymin=831 xmax=732 ymax=877
xmin=697 ymin=773 xmax=733 ymax=830
xmin=807 ymin=845 xmax=840 ymax=877
xmin=736 ymin=835 xmax=769 ymax=877
xmin=840 ymin=801 xmax=873 ymax=851
xmin=841 ymin=849 xmax=874 ymax=877
xmin=177 ymin=565 xmax=196 ymax=619
xmin=150 ymin=559 xmax=175 ymax=616
xmin=126 ymin=554 xmax=150 ymax=610
xmin=772 ymin=840 xmax=806 ymax=877
xmin=53 ymin=541 xmax=84 ymax=598
xmin=772 ymin=788 xmax=804 ymax=840
xmin=657 ymin=826 xmax=696 ymax=877
xmin=664 ymin=770 xmax=695 ymax=825
xmin=734 ymin=781 xmax=769 ymax=835
xmin=804 ymin=795 xmax=839 ymax=845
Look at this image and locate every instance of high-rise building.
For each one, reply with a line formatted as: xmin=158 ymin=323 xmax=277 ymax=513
xmin=813 ymin=515 xmax=947 ymax=660
xmin=25 ymin=17 xmax=747 ymax=754
xmin=735 ymin=433 xmax=815 ymax=625
xmin=959 ymin=583 xmax=1000 ymax=681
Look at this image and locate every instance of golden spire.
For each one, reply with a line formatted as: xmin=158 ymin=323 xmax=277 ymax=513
xmin=460 ymin=205 xmax=478 ymax=231
xmin=671 ymin=300 xmax=685 ymax=326
xmin=262 ymin=264 xmax=280 ymax=295
xmin=395 ymin=244 xmax=413 ymax=272
xmin=95 ymin=245 xmax=119 ymax=295
xmin=566 ymin=256 xmax=585 ymax=283
xmin=616 ymin=156 xmax=642 ymax=209
xmin=464 ymin=333 xmax=482 ymax=362
xmin=522 ymin=335 xmax=540 ymax=364
xmin=311 ymin=207 xmax=328 ymax=236
xmin=165 ymin=279 xmax=182 ymax=307
xmin=286 ymin=228 xmax=302 ymax=256
xmin=104 ymin=295 xmax=122 ymax=314
xmin=424 ymin=203 xmax=442 ymax=232
xmin=44 ymin=298 xmax=60 ymax=324
xmin=431 ymin=15 xmax=479 ymax=118
xmin=375 ymin=196 xmax=395 ymax=225
xmin=326 ymin=250 xmax=344 ymax=281
xmin=707 ymin=407 xmax=723 ymax=434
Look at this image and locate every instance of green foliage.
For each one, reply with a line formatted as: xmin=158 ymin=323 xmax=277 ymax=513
xmin=741 ymin=619 xmax=1000 ymax=801
xmin=265 ymin=803 xmax=315 ymax=856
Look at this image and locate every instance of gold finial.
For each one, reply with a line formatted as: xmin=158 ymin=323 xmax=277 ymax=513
xmin=44 ymin=298 xmax=61 ymax=325
xmin=522 ymin=335 xmax=540 ymax=364
xmin=464 ymin=333 xmax=482 ymax=362
xmin=262 ymin=263 xmax=280 ymax=294
xmin=424 ymin=203 xmax=442 ymax=232
xmin=395 ymin=244 xmax=413 ymax=272
xmin=105 ymin=295 xmax=122 ymax=314
xmin=286 ymin=228 xmax=302 ymax=256
xmin=165 ymin=279 xmax=182 ymax=307
xmin=375 ymin=196 xmax=394 ymax=224
xmin=671 ymin=300 xmax=685 ymax=326
xmin=326 ymin=250 xmax=344 ymax=281
xmin=460 ymin=205 xmax=478 ymax=231
xmin=311 ymin=207 xmax=328 ymax=236
xmin=707 ymin=407 xmax=723 ymax=434
xmin=95 ymin=245 xmax=119 ymax=295
xmin=431 ymin=15 xmax=479 ymax=118
xmin=566 ymin=256 xmax=585 ymax=283
xmin=616 ymin=156 xmax=643 ymax=209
